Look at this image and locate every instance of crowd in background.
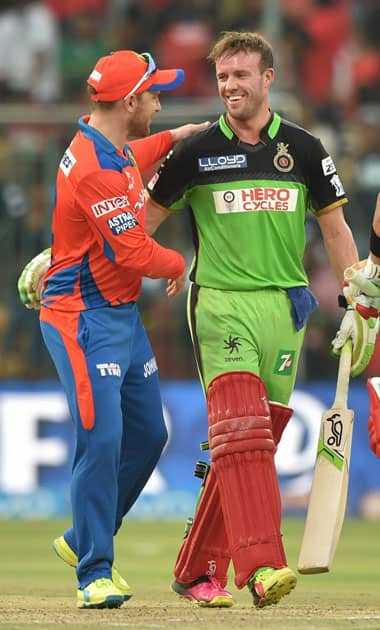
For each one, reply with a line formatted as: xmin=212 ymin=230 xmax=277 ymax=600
xmin=0 ymin=0 xmax=379 ymax=380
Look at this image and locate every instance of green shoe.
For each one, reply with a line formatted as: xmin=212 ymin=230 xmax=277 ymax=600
xmin=53 ymin=536 xmax=132 ymax=600
xmin=248 ymin=566 xmax=297 ymax=608
xmin=77 ymin=577 xmax=124 ymax=609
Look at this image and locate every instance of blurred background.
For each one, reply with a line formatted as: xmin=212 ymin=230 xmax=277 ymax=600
xmin=0 ymin=0 xmax=379 ymax=521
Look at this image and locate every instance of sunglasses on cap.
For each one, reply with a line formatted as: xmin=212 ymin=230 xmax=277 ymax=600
xmin=124 ymin=52 xmax=157 ymax=99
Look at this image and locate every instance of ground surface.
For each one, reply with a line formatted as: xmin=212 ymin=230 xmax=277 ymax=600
xmin=0 ymin=518 xmax=379 ymax=629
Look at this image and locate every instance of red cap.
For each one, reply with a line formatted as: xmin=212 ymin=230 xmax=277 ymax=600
xmin=87 ymin=50 xmax=184 ymax=101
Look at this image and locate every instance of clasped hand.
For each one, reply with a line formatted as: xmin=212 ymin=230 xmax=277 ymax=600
xmin=332 ymin=259 xmax=380 ymax=376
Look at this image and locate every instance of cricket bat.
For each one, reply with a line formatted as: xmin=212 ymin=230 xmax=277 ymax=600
xmin=297 ymin=340 xmax=354 ymax=574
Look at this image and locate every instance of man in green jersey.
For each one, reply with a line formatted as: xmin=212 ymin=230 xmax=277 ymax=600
xmin=145 ymin=31 xmax=375 ymax=608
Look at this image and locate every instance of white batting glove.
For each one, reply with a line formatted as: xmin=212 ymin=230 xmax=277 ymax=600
xmin=332 ymin=306 xmax=379 ymax=376
xmin=343 ymin=257 xmax=380 ymax=314
xmin=332 ymin=257 xmax=380 ymax=376
xmin=17 ymin=248 xmax=51 ymax=309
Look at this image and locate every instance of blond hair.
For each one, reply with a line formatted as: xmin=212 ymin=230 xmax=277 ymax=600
xmin=208 ymin=31 xmax=274 ymax=72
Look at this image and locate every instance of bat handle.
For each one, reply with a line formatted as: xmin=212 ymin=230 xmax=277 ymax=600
xmin=333 ymin=340 xmax=352 ymax=409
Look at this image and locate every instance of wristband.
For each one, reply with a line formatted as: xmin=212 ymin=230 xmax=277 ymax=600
xmin=370 ymin=226 xmax=380 ymax=258
xmin=338 ymin=294 xmax=348 ymax=308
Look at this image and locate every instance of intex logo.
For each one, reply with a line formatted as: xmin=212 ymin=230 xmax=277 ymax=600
xmin=91 ymin=196 xmax=129 ymax=218
xmin=144 ymin=357 xmax=158 ymax=378
xmin=96 ymin=363 xmax=121 ymax=377
xmin=198 ymin=154 xmax=247 ymax=172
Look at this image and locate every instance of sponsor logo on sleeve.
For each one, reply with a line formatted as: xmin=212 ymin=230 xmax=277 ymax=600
xmin=59 ymin=148 xmax=76 ymax=176
xmin=321 ymin=156 xmax=337 ymax=176
xmin=198 ymin=154 xmax=247 ymax=172
xmin=91 ymin=196 xmax=130 ymax=218
xmin=213 ymin=187 xmax=299 ymax=213
xmin=329 ymin=174 xmax=345 ymax=197
xmin=107 ymin=211 xmax=138 ymax=235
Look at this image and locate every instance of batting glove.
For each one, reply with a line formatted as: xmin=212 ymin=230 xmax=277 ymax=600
xmin=17 ymin=247 xmax=51 ymax=309
xmin=367 ymin=377 xmax=380 ymax=458
xmin=331 ymin=306 xmax=379 ymax=376
xmin=343 ymin=257 xmax=380 ymax=314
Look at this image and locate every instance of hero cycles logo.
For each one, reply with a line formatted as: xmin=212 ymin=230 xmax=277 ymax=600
xmin=213 ymin=187 xmax=299 ymax=213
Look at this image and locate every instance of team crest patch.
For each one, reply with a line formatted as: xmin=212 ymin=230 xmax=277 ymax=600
xmin=274 ymin=350 xmax=295 ymax=375
xmin=273 ymin=143 xmax=294 ymax=173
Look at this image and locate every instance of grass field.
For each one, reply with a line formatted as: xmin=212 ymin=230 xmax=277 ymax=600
xmin=0 ymin=517 xmax=379 ymax=629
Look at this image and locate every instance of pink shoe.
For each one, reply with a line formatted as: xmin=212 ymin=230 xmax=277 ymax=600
xmin=171 ymin=576 xmax=233 ymax=607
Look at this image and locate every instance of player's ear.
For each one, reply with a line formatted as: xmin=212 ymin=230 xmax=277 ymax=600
xmin=124 ymin=95 xmax=136 ymax=112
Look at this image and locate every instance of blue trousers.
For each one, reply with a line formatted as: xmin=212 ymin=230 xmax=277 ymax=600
xmin=40 ymin=302 xmax=167 ymax=588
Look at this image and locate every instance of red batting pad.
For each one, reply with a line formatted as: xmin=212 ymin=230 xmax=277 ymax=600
xmin=367 ymin=378 xmax=380 ymax=458
xmin=270 ymin=402 xmax=293 ymax=446
xmin=207 ymin=371 xmax=287 ymax=588
xmin=174 ymin=465 xmax=230 ymax=587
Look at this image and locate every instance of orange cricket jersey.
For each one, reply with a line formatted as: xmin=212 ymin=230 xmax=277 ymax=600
xmin=41 ymin=116 xmax=184 ymax=311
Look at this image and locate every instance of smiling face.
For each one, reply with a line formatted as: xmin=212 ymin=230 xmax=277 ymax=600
xmin=215 ymin=50 xmax=274 ymax=124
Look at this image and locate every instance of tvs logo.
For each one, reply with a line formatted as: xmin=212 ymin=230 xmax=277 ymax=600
xmin=96 ymin=363 xmax=121 ymax=377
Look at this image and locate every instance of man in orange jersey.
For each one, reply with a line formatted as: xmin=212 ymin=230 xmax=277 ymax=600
xmin=18 ymin=50 xmax=209 ymax=609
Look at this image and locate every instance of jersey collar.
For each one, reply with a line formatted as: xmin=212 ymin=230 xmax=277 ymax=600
xmin=78 ymin=115 xmax=133 ymax=165
xmin=219 ymin=111 xmax=281 ymax=144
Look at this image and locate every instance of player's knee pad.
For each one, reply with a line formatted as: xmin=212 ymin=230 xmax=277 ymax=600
xmin=270 ymin=401 xmax=293 ymax=446
xmin=208 ymin=371 xmax=275 ymax=459
xmin=206 ymin=371 xmax=286 ymax=588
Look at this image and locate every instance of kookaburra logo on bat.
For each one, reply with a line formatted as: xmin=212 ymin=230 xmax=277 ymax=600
xmin=326 ymin=413 xmax=343 ymax=447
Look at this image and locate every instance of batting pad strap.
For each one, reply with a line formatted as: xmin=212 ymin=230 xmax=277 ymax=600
xmin=209 ymin=416 xmax=275 ymax=459
xmin=207 ymin=371 xmax=271 ymax=422
xmin=269 ymin=402 xmax=293 ymax=446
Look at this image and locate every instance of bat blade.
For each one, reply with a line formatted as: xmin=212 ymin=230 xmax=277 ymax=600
xmin=298 ymin=341 xmax=354 ymax=574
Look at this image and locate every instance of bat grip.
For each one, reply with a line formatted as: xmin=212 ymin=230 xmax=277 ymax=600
xmin=333 ymin=340 xmax=352 ymax=409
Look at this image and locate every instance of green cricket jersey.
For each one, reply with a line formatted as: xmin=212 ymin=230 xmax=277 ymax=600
xmin=148 ymin=112 xmax=348 ymax=291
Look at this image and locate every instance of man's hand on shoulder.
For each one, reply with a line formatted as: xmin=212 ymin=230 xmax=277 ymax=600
xmin=170 ymin=121 xmax=210 ymax=144
xmin=17 ymin=248 xmax=51 ymax=309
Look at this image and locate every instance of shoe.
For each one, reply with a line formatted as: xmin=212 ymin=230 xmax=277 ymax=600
xmin=171 ymin=576 xmax=233 ymax=607
xmin=248 ymin=566 xmax=297 ymax=608
xmin=53 ymin=535 xmax=132 ymax=600
xmin=77 ymin=577 xmax=125 ymax=609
